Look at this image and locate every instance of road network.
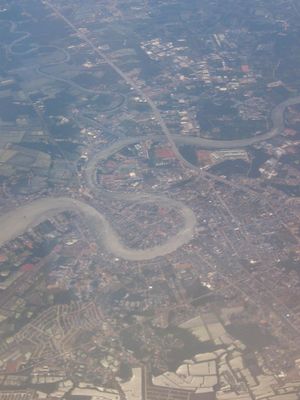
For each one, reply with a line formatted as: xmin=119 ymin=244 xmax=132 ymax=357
xmin=0 ymin=1 xmax=299 ymax=261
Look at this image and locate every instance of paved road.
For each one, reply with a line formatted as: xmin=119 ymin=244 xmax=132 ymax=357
xmin=4 ymin=16 xmax=198 ymax=261
xmin=39 ymin=1 xmax=300 ymax=162
xmin=32 ymin=3 xmax=300 ymax=152
xmin=2 ymin=3 xmax=300 ymax=261
xmin=35 ymin=46 xmax=300 ymax=151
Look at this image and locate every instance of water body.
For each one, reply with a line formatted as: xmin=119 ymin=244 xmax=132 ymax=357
xmin=3 ymin=23 xmax=300 ymax=261
xmin=2 ymin=95 xmax=300 ymax=261
xmin=0 ymin=197 xmax=196 ymax=261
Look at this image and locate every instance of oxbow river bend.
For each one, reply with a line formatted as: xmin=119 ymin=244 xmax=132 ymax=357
xmin=1 ymin=96 xmax=299 ymax=260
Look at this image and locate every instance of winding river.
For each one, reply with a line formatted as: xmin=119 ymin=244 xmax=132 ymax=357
xmin=0 ymin=197 xmax=196 ymax=261
xmin=2 ymin=20 xmax=300 ymax=260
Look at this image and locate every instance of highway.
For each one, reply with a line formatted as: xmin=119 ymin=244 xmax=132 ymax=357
xmin=33 ymin=4 xmax=300 ymax=153
xmin=1 ymin=1 xmax=300 ymax=261
xmin=40 ymin=1 xmax=300 ymax=165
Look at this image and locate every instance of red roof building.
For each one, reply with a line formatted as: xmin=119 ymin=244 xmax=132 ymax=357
xmin=241 ymin=64 xmax=250 ymax=73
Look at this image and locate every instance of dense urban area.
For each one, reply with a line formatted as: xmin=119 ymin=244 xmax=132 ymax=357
xmin=0 ymin=0 xmax=299 ymax=399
